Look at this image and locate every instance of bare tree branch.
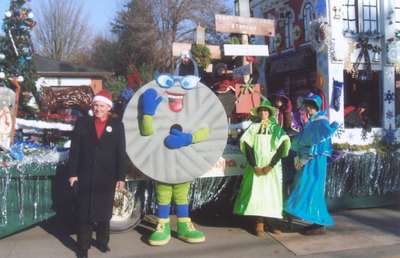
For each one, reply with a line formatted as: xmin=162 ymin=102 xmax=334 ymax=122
xmin=32 ymin=0 xmax=92 ymax=62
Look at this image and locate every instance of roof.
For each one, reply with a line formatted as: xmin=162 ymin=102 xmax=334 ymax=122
xmin=34 ymin=55 xmax=113 ymax=78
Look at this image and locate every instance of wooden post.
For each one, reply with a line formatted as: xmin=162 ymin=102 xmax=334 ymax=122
xmin=237 ymin=0 xmax=251 ymax=82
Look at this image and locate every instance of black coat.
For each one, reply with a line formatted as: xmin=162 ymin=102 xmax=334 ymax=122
xmin=68 ymin=115 xmax=126 ymax=223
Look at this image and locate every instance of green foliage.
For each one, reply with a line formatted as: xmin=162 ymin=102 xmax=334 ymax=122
xmin=333 ymin=139 xmax=400 ymax=154
xmin=227 ymin=36 xmax=241 ymax=44
xmin=104 ymin=76 xmax=128 ymax=101
xmin=191 ymin=44 xmax=211 ymax=70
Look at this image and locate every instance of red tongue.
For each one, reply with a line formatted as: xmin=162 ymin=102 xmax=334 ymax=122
xmin=169 ymin=98 xmax=183 ymax=112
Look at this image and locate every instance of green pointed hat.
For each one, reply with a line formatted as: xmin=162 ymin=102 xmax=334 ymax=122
xmin=250 ymin=98 xmax=276 ymax=117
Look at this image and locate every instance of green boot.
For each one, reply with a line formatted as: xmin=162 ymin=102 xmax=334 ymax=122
xmin=148 ymin=218 xmax=171 ymax=246
xmin=177 ymin=217 xmax=205 ymax=243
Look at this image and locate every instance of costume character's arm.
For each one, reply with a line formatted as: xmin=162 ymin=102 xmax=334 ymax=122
xmin=140 ymin=88 xmax=163 ymax=136
xmin=164 ymin=128 xmax=209 ymax=149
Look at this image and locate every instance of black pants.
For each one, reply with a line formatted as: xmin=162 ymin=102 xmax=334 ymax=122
xmin=77 ymin=221 xmax=110 ymax=251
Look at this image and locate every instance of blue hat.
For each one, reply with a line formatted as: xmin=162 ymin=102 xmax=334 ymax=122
xmin=303 ymin=94 xmax=322 ymax=111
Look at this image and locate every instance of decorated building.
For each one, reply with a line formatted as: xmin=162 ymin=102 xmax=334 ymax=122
xmin=249 ymin=0 xmax=400 ymax=145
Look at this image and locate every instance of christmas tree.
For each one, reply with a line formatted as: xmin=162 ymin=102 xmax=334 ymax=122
xmin=0 ymin=0 xmax=37 ymax=113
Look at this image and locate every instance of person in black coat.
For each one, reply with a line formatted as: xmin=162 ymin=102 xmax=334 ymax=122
xmin=68 ymin=89 xmax=126 ymax=258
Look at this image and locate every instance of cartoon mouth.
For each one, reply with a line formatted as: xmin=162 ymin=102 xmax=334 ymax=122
xmin=166 ymin=91 xmax=185 ymax=112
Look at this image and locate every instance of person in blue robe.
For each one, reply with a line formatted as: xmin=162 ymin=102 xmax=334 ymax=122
xmin=284 ymin=94 xmax=338 ymax=235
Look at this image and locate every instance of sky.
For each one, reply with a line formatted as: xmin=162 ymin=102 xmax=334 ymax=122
xmin=0 ymin=0 xmax=123 ymax=36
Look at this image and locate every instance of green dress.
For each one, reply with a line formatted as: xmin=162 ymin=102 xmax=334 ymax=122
xmin=233 ymin=121 xmax=290 ymax=218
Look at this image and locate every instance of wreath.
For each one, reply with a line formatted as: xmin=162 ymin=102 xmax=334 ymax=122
xmin=191 ymin=44 xmax=211 ymax=70
xmin=310 ymin=18 xmax=331 ymax=53
xmin=293 ymin=25 xmax=302 ymax=41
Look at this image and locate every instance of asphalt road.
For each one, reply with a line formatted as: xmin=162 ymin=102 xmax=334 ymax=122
xmin=0 ymin=208 xmax=400 ymax=258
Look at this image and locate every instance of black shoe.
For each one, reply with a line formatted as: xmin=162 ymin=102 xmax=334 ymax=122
xmin=76 ymin=249 xmax=88 ymax=258
xmin=98 ymin=244 xmax=110 ymax=253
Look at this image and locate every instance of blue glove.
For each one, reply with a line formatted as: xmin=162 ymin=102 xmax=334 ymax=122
xmin=141 ymin=88 xmax=163 ymax=116
xmin=164 ymin=129 xmax=193 ymax=149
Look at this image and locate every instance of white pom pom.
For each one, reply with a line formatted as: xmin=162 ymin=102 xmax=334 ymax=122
xmin=5 ymin=11 xmax=12 ymax=18
xmin=0 ymin=53 xmax=5 ymax=60
xmin=0 ymin=72 xmax=5 ymax=79
xmin=17 ymin=76 xmax=24 ymax=82
xmin=28 ymin=12 xmax=34 ymax=19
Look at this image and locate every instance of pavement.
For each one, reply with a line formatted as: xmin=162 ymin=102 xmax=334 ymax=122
xmin=0 ymin=206 xmax=400 ymax=258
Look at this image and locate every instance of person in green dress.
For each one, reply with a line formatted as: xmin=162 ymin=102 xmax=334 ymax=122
xmin=234 ymin=99 xmax=291 ymax=238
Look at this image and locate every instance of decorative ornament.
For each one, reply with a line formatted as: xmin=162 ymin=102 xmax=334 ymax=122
xmin=88 ymin=110 xmax=94 ymax=116
xmin=332 ymin=6 xmax=341 ymax=19
xmin=28 ymin=12 xmax=34 ymax=19
xmin=331 ymin=79 xmax=343 ymax=111
xmin=0 ymin=72 xmax=5 ymax=79
xmin=310 ymin=18 xmax=331 ymax=53
xmin=384 ymin=90 xmax=395 ymax=104
xmin=293 ymin=25 xmax=302 ymax=41
xmin=334 ymin=123 xmax=345 ymax=139
xmin=8 ymin=30 xmax=19 ymax=56
xmin=352 ymin=37 xmax=373 ymax=80
xmin=5 ymin=11 xmax=12 ymax=18
xmin=17 ymin=76 xmax=24 ymax=82
xmin=0 ymin=53 xmax=5 ymax=60
xmin=106 ymin=126 xmax=112 ymax=133
xmin=386 ymin=110 xmax=394 ymax=120
xmin=361 ymin=129 xmax=369 ymax=141
xmin=383 ymin=125 xmax=397 ymax=144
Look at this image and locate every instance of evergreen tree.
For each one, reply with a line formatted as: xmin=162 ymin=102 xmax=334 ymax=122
xmin=0 ymin=0 xmax=38 ymax=112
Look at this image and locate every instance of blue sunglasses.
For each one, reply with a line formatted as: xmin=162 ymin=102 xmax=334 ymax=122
xmin=156 ymin=74 xmax=200 ymax=90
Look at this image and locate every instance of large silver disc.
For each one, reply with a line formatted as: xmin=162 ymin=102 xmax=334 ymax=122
xmin=123 ymin=80 xmax=228 ymax=184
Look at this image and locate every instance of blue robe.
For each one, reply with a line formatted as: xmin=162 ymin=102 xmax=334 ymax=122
xmin=284 ymin=111 xmax=338 ymax=226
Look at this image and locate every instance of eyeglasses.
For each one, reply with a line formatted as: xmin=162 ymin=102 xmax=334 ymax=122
xmin=156 ymin=74 xmax=200 ymax=90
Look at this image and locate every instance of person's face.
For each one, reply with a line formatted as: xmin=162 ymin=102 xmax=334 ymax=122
xmin=182 ymin=56 xmax=190 ymax=64
xmin=305 ymin=103 xmax=317 ymax=116
xmin=93 ymin=101 xmax=111 ymax=119
xmin=259 ymin=109 xmax=270 ymax=121
xmin=274 ymin=97 xmax=283 ymax=107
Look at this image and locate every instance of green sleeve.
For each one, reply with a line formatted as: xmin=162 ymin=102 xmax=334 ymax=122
xmin=140 ymin=115 xmax=154 ymax=136
xmin=192 ymin=128 xmax=209 ymax=143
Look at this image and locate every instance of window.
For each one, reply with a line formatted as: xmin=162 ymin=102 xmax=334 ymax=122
xmin=361 ymin=0 xmax=378 ymax=34
xmin=343 ymin=71 xmax=382 ymax=128
xmin=396 ymin=2 xmax=400 ymax=24
xmin=343 ymin=0 xmax=358 ymax=34
xmin=303 ymin=2 xmax=314 ymax=41
xmin=342 ymin=0 xmax=379 ymax=35
xmin=284 ymin=12 xmax=294 ymax=48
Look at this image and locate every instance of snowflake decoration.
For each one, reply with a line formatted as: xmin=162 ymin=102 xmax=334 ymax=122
xmin=383 ymin=125 xmax=397 ymax=144
xmin=361 ymin=129 xmax=369 ymax=141
xmin=384 ymin=90 xmax=395 ymax=104
xmin=334 ymin=123 xmax=345 ymax=139
xmin=386 ymin=110 xmax=394 ymax=120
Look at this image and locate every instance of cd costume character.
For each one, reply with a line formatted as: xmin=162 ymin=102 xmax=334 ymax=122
xmin=123 ymin=52 xmax=228 ymax=246
xmin=284 ymin=95 xmax=338 ymax=234
xmin=233 ymin=100 xmax=291 ymax=237
xmin=68 ymin=90 xmax=126 ymax=258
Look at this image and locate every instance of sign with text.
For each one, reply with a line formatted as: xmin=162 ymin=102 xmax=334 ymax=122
xmin=223 ymin=44 xmax=269 ymax=56
xmin=172 ymin=42 xmax=221 ymax=59
xmin=215 ymin=14 xmax=275 ymax=36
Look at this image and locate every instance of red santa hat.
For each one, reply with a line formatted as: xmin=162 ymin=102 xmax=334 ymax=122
xmin=92 ymin=89 xmax=113 ymax=107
